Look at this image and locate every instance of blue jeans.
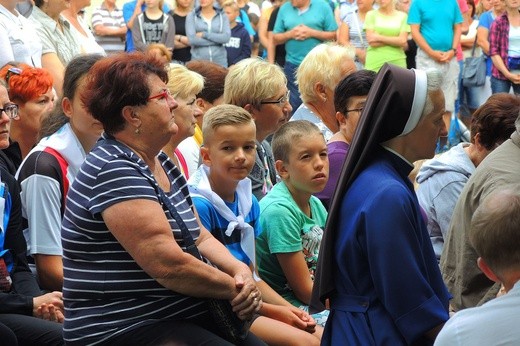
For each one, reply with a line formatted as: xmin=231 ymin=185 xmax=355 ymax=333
xmin=284 ymin=61 xmax=302 ymax=114
xmin=490 ymin=76 xmax=520 ymax=94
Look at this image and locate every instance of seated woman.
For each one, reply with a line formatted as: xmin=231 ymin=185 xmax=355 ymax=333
xmin=16 ymin=54 xmax=104 ymax=292
xmin=178 ymin=60 xmax=228 ymax=176
xmin=0 ymin=0 xmax=42 ymax=67
xmin=61 ymin=52 xmax=263 ymax=345
xmin=0 ymin=64 xmax=54 ymax=174
xmin=162 ymin=64 xmax=204 ymax=178
xmin=29 ymin=0 xmax=81 ymax=96
xmin=0 ymin=79 xmax=63 ymax=346
xmin=291 ymin=43 xmax=356 ymax=141
xmin=316 ymin=70 xmax=376 ymax=209
xmin=314 ymin=64 xmax=450 ymax=344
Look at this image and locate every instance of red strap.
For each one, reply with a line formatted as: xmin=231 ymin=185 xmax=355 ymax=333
xmin=43 ymin=147 xmax=69 ymax=214
xmin=174 ymin=148 xmax=189 ymax=180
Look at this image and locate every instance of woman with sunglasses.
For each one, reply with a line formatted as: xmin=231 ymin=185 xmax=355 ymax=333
xmin=16 ymin=54 xmax=104 ymax=293
xmin=0 ymin=65 xmax=54 ymax=175
xmin=61 ymin=52 xmax=264 ymax=345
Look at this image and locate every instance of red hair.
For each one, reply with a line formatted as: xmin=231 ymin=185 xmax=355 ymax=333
xmin=0 ymin=64 xmax=54 ymax=104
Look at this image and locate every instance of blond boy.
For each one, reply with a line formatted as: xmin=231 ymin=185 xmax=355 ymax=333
xmin=188 ymin=105 xmax=322 ymax=345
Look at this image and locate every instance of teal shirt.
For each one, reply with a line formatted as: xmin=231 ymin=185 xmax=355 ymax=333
xmin=256 ymin=181 xmax=327 ymax=306
xmin=273 ymin=0 xmax=338 ymax=65
xmin=407 ymin=0 xmax=463 ymax=52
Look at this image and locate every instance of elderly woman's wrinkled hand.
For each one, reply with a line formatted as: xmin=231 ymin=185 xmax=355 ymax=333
xmin=230 ymin=273 xmax=262 ymax=321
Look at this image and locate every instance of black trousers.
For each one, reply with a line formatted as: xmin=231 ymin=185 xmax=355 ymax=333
xmin=0 ymin=314 xmax=63 ymax=346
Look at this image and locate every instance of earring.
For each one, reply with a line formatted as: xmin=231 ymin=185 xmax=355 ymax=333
xmin=323 ymin=97 xmax=327 ymax=103
xmin=135 ymin=127 xmax=141 ymax=134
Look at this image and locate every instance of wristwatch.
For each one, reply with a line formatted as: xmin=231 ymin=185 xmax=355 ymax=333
xmin=452 ymin=48 xmax=457 ymax=54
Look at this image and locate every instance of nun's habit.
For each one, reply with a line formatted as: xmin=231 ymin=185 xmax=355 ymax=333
xmin=311 ymin=64 xmax=450 ymax=345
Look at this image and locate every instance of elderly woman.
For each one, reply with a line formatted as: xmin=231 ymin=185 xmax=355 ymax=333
xmin=290 ymin=43 xmax=356 ymax=141
xmin=17 ymin=55 xmax=104 ymax=293
xmin=0 ymin=64 xmax=54 ymax=174
xmin=313 ymin=64 xmax=450 ymax=344
xmin=29 ymin=0 xmax=81 ymax=97
xmin=0 ymin=0 xmax=42 ymax=67
xmin=316 ymin=70 xmax=376 ymax=209
xmin=177 ymin=60 xmax=228 ymax=176
xmin=61 ymin=52 xmax=264 ymax=345
xmin=162 ymin=64 xmax=204 ymax=178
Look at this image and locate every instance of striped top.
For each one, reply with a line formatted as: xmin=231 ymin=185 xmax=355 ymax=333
xmin=62 ymin=135 xmax=207 ymax=345
xmin=91 ymin=2 xmax=126 ymax=54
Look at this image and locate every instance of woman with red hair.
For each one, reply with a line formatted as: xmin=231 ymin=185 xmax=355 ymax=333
xmin=0 ymin=64 xmax=54 ymax=174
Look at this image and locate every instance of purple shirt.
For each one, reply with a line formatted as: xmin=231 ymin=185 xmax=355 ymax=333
xmin=316 ymin=140 xmax=350 ymax=209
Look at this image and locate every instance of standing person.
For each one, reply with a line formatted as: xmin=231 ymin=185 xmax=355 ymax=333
xmin=337 ymin=0 xmax=374 ymax=70
xmin=435 ymin=187 xmax=520 ymax=346
xmin=408 ymin=0 xmax=463 ymax=136
xmin=489 ymin=0 xmax=520 ymax=94
xmin=266 ymin=0 xmax=286 ymax=66
xmin=476 ymin=0 xmax=505 ymax=104
xmin=364 ymin=0 xmax=409 ymax=72
xmin=29 ymin=0 xmax=81 ymax=97
xmin=223 ymin=0 xmax=252 ymax=66
xmin=313 ymin=64 xmax=450 ymax=344
xmin=0 ymin=0 xmax=42 ymax=67
xmin=61 ymin=0 xmax=106 ymax=55
xmin=396 ymin=0 xmax=417 ymax=69
xmin=61 ymin=52 xmax=263 ymax=345
xmin=0 ymin=80 xmax=64 ymax=346
xmin=122 ymin=0 xmax=170 ymax=52
xmin=17 ymin=55 xmax=104 ymax=292
xmin=223 ymin=58 xmax=292 ymax=201
xmin=272 ymin=0 xmax=337 ymax=112
xmin=91 ymin=0 xmax=127 ymax=55
xmin=171 ymin=0 xmax=193 ymax=64
xmin=132 ymin=0 xmax=175 ymax=53
xmin=186 ymin=0 xmax=231 ymax=67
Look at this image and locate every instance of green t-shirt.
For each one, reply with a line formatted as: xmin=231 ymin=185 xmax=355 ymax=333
xmin=256 ymin=181 xmax=327 ymax=306
xmin=364 ymin=9 xmax=410 ymax=72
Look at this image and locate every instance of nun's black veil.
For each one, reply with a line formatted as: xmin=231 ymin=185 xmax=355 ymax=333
xmin=311 ymin=64 xmax=423 ymax=312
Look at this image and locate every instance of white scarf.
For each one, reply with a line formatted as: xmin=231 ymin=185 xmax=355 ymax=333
xmin=188 ymin=165 xmax=259 ymax=280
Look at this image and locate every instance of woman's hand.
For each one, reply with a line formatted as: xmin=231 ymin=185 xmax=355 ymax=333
xmin=33 ymin=291 xmax=63 ymax=316
xmin=231 ymin=273 xmax=262 ymax=321
xmin=34 ymin=303 xmax=64 ymax=323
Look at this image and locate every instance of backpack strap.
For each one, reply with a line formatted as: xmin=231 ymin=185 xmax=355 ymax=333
xmin=43 ymin=147 xmax=69 ymax=215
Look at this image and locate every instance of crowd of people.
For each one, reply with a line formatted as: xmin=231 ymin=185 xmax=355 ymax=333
xmin=0 ymin=0 xmax=519 ymax=344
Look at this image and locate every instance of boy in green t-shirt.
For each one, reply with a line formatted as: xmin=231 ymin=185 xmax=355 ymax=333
xmin=256 ymin=120 xmax=330 ymax=326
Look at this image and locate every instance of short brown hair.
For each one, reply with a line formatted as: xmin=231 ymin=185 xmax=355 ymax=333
xmin=470 ymin=186 xmax=520 ymax=276
xmin=271 ymin=120 xmax=322 ymax=162
xmin=82 ymin=52 xmax=167 ymax=135
xmin=186 ymin=60 xmax=228 ymax=104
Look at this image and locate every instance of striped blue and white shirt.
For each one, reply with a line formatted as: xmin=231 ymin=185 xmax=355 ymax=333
xmin=62 ymin=135 xmax=207 ymax=345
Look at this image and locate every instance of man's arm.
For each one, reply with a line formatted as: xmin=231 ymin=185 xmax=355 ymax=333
xmin=410 ymin=24 xmax=443 ymax=62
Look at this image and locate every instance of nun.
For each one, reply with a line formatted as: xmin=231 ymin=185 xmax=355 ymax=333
xmin=312 ymin=64 xmax=450 ymax=345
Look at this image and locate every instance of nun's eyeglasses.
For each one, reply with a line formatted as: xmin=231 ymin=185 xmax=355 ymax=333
xmin=345 ymin=107 xmax=363 ymax=115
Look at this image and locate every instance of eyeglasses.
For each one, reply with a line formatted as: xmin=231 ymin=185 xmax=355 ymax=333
xmin=148 ymin=89 xmax=172 ymax=102
xmin=0 ymin=103 xmax=19 ymax=119
xmin=344 ymin=107 xmax=363 ymax=115
xmin=5 ymin=67 xmax=22 ymax=86
xmin=260 ymin=91 xmax=290 ymax=107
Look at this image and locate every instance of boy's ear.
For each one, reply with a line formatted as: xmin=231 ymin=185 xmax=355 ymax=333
xmin=477 ymin=257 xmax=501 ymax=283
xmin=200 ymin=146 xmax=212 ymax=166
xmin=275 ymin=159 xmax=289 ymax=180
